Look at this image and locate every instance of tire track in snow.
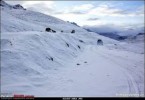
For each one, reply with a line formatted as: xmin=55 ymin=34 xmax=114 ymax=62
xmin=90 ymin=46 xmax=139 ymax=95
xmin=99 ymin=50 xmax=140 ymax=95
xmin=70 ymin=45 xmax=131 ymax=96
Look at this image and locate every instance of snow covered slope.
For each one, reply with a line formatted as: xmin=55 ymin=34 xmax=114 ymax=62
xmin=1 ymin=1 xmax=144 ymax=97
xmin=1 ymin=1 xmax=86 ymax=33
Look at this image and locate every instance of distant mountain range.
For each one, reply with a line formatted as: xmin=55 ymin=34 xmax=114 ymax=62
xmin=83 ymin=26 xmax=144 ymax=41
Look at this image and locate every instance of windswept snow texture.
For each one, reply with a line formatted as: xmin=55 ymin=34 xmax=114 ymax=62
xmin=1 ymin=1 xmax=144 ymax=97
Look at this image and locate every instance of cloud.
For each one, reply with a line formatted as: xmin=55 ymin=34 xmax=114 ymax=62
xmin=87 ymin=18 xmax=99 ymax=21
xmin=28 ymin=3 xmax=93 ymax=15
xmin=22 ymin=1 xmax=54 ymax=8
xmin=6 ymin=1 xmax=144 ymax=26
xmin=53 ymin=3 xmax=144 ymax=18
xmin=22 ymin=1 xmax=55 ymax=14
xmin=88 ymin=4 xmax=126 ymax=16
xmin=134 ymin=5 xmax=144 ymax=16
xmin=88 ymin=4 xmax=144 ymax=17
xmin=68 ymin=11 xmax=86 ymax=14
xmin=11 ymin=1 xmax=143 ymax=17
xmin=54 ymin=11 xmax=86 ymax=15
xmin=53 ymin=3 xmax=144 ymax=26
xmin=83 ymin=23 xmax=144 ymax=36
xmin=54 ymin=4 xmax=94 ymax=15
xmin=83 ymin=24 xmax=122 ymax=33
xmin=72 ymin=4 xmax=94 ymax=12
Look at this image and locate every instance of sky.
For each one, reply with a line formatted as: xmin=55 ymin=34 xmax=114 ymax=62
xmin=5 ymin=0 xmax=144 ymax=27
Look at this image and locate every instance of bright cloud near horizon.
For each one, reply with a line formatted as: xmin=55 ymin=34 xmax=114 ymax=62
xmin=5 ymin=0 xmax=144 ymax=27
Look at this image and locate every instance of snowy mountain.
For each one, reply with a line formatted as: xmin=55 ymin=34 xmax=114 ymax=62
xmin=0 ymin=0 xmax=12 ymax=8
xmin=124 ymin=33 xmax=144 ymax=42
xmin=83 ymin=25 xmax=144 ymax=41
xmin=1 ymin=1 xmax=85 ymax=33
xmin=1 ymin=0 xmax=144 ymax=97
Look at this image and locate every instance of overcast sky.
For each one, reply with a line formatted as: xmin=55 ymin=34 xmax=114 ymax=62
xmin=5 ymin=0 xmax=144 ymax=27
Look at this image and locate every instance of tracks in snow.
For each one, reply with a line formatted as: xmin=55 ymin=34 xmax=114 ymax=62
xmin=49 ymin=45 xmax=140 ymax=96
xmin=89 ymin=45 xmax=139 ymax=95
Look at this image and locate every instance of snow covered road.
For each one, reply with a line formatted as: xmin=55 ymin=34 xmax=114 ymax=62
xmin=22 ymin=45 xmax=143 ymax=97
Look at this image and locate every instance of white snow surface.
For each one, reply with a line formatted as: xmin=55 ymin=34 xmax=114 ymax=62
xmin=1 ymin=2 xmax=144 ymax=97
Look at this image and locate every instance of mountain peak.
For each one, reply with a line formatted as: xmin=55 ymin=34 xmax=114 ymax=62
xmin=0 ymin=0 xmax=26 ymax=10
xmin=13 ymin=4 xmax=26 ymax=10
xmin=0 ymin=0 xmax=10 ymax=7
